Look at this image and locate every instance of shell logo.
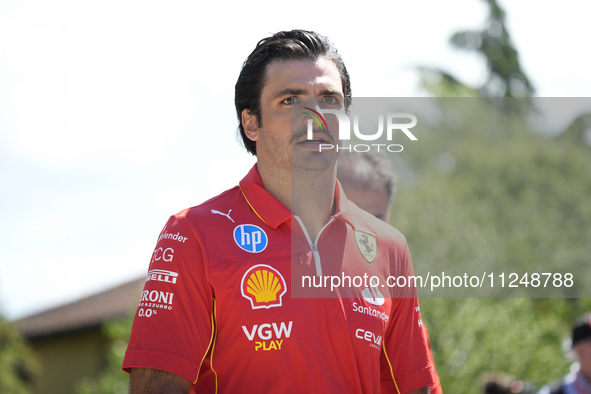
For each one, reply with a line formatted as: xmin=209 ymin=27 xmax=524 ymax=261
xmin=241 ymin=264 xmax=287 ymax=310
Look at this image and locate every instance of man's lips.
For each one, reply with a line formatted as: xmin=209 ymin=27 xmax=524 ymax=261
xmin=291 ymin=129 xmax=335 ymax=145
xmin=297 ymin=133 xmax=332 ymax=144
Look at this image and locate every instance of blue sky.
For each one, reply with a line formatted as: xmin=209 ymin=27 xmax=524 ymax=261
xmin=1 ymin=0 xmax=590 ymax=320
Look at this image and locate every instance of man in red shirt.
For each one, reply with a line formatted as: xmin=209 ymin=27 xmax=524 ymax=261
xmin=123 ymin=30 xmax=433 ymax=393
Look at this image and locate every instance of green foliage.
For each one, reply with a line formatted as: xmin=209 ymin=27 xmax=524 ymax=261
xmin=422 ymin=298 xmax=591 ymax=393
xmin=386 ymin=96 xmax=591 ymax=392
xmin=419 ymin=0 xmax=534 ymax=100
xmin=392 ymin=99 xmax=591 ymax=298
xmin=0 ymin=315 xmax=39 ymax=394
xmin=75 ymin=315 xmax=133 ymax=394
xmin=396 ymin=0 xmax=587 ymax=370
xmin=451 ymin=0 xmax=534 ymax=97
xmin=419 ymin=69 xmax=480 ymax=98
xmin=409 ymin=11 xmax=590 ymax=391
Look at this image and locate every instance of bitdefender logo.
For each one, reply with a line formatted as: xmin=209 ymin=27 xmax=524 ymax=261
xmin=303 ymin=108 xmax=417 ymax=152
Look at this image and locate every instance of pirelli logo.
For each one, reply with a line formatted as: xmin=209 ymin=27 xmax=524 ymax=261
xmin=146 ymin=269 xmax=178 ymax=284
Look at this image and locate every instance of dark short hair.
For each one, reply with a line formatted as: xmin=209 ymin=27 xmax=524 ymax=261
xmin=573 ymin=313 xmax=591 ymax=347
xmin=235 ymin=30 xmax=352 ymax=156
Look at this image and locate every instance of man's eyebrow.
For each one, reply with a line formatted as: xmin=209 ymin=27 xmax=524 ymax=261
xmin=273 ymin=88 xmax=308 ymax=98
xmin=273 ymin=88 xmax=344 ymax=99
xmin=318 ymin=89 xmax=344 ymax=97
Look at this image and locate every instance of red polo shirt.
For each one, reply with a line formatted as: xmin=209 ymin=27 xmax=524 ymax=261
xmin=123 ymin=164 xmax=434 ymax=393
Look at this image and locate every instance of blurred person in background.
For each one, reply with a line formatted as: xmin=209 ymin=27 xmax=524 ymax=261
xmin=337 ymin=151 xmax=442 ymax=394
xmin=336 ymin=151 xmax=397 ymax=223
xmin=481 ymin=371 xmax=536 ymax=394
xmin=538 ymin=314 xmax=591 ymax=394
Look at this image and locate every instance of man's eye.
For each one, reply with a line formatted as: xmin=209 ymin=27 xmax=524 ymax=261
xmin=282 ymin=97 xmax=297 ymax=105
xmin=322 ymin=97 xmax=339 ymax=105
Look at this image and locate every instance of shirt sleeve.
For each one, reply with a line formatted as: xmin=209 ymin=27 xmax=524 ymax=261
xmin=122 ymin=213 xmax=214 ymax=383
xmin=425 ymin=325 xmax=443 ymax=394
xmin=380 ymin=239 xmax=434 ymax=393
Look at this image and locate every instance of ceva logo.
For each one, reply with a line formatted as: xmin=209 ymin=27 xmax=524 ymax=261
xmin=241 ymin=264 xmax=287 ymax=310
xmin=356 ymin=328 xmax=382 ymax=347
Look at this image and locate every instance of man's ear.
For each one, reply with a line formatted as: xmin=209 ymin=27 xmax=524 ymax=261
xmin=242 ymin=109 xmax=259 ymax=142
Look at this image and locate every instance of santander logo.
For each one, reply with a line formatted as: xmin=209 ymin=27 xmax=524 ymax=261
xmin=362 ymin=285 xmax=385 ymax=306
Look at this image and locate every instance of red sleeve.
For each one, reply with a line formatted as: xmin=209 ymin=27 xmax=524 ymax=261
xmin=425 ymin=325 xmax=443 ymax=394
xmin=380 ymin=240 xmax=434 ymax=393
xmin=122 ymin=214 xmax=214 ymax=383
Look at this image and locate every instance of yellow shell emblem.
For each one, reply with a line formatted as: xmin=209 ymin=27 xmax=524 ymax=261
xmin=246 ymin=269 xmax=281 ymax=302
xmin=241 ymin=264 xmax=287 ymax=309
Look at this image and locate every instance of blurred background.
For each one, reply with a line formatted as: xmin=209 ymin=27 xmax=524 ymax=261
xmin=1 ymin=0 xmax=590 ymax=393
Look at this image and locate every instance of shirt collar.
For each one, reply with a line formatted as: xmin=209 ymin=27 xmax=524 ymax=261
xmin=239 ymin=164 xmax=291 ymax=229
xmin=575 ymin=370 xmax=591 ymax=392
xmin=332 ymin=179 xmax=357 ymax=228
xmin=239 ymin=164 xmax=360 ymax=230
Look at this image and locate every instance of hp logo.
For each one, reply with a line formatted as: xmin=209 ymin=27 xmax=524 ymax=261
xmin=233 ymin=224 xmax=268 ymax=253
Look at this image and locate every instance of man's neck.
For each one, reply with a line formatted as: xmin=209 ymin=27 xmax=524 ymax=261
xmin=291 ymin=167 xmax=337 ymax=241
xmin=257 ymin=162 xmax=336 ymax=241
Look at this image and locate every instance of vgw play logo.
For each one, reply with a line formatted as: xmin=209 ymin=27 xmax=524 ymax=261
xmin=303 ymin=108 xmax=417 ymax=152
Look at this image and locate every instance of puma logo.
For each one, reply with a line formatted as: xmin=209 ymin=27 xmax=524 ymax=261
xmin=211 ymin=209 xmax=235 ymax=223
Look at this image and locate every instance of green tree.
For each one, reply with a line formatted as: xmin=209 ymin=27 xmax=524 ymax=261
xmin=422 ymin=298 xmax=591 ymax=393
xmin=383 ymin=96 xmax=591 ymax=391
xmin=408 ymin=7 xmax=591 ymax=389
xmin=383 ymin=94 xmax=591 ymax=391
xmin=0 ymin=315 xmax=39 ymax=394
xmin=75 ymin=315 xmax=132 ymax=394
xmin=420 ymin=0 xmax=534 ymax=100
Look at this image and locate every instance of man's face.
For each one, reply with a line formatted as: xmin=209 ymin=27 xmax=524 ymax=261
xmin=242 ymin=58 xmax=344 ymax=173
xmin=575 ymin=338 xmax=591 ymax=374
xmin=341 ymin=183 xmax=392 ymax=223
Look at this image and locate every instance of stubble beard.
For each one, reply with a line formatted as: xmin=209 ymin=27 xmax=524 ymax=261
xmin=290 ymin=126 xmax=338 ymax=171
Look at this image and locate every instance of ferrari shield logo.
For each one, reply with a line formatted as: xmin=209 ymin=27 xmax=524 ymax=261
xmin=355 ymin=230 xmax=377 ymax=263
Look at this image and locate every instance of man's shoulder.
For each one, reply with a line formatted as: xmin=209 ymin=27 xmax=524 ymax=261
xmin=170 ymin=185 xmax=244 ymax=225
xmin=346 ymin=201 xmax=407 ymax=249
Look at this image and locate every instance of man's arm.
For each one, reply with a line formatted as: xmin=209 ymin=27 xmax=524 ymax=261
xmin=123 ymin=215 xmax=214 ymax=387
xmin=380 ymin=244 xmax=435 ymax=393
xmin=408 ymin=388 xmax=429 ymax=394
xmin=129 ymin=368 xmax=193 ymax=394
